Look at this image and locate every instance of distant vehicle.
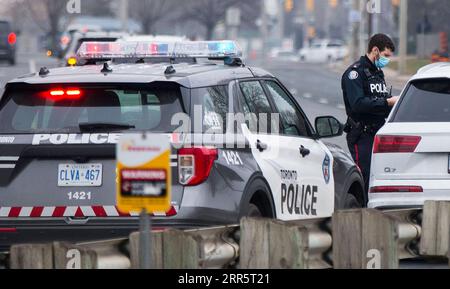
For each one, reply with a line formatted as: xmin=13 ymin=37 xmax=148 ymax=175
xmin=61 ymin=31 xmax=128 ymax=66
xmin=57 ymin=16 xmax=143 ymax=58
xmin=369 ymin=63 xmax=450 ymax=209
xmin=65 ymin=16 xmax=142 ymax=34
xmin=0 ymin=20 xmax=17 ymax=65
xmin=299 ymin=40 xmax=348 ymax=63
xmin=122 ymin=35 xmax=188 ymax=43
xmin=269 ymin=48 xmax=300 ymax=62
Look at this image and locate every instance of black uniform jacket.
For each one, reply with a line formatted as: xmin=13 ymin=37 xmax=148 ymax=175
xmin=341 ymin=55 xmax=392 ymax=128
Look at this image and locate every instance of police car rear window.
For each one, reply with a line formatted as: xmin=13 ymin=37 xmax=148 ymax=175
xmin=0 ymin=84 xmax=184 ymax=133
xmin=393 ymin=79 xmax=450 ymax=123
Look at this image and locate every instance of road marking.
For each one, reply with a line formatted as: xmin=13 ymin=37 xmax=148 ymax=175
xmin=0 ymin=157 xmax=19 ymax=161
xmin=303 ymin=93 xmax=312 ymax=99
xmin=289 ymin=89 xmax=297 ymax=96
xmin=337 ymin=104 xmax=346 ymax=110
xmin=319 ymin=98 xmax=329 ymax=105
xmin=0 ymin=164 xmax=15 ymax=169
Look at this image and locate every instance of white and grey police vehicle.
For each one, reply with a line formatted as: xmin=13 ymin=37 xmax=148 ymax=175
xmin=0 ymin=40 xmax=363 ymax=250
xmin=370 ymin=62 xmax=450 ymax=209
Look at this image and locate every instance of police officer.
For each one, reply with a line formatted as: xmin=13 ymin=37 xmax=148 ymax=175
xmin=342 ymin=34 xmax=399 ymax=206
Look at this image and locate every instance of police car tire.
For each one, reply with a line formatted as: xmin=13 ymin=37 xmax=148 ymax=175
xmin=343 ymin=193 xmax=361 ymax=209
xmin=247 ymin=204 xmax=263 ymax=218
xmin=240 ymin=178 xmax=275 ymax=219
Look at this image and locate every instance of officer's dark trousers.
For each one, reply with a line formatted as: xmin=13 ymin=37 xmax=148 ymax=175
xmin=347 ymin=132 xmax=375 ymax=207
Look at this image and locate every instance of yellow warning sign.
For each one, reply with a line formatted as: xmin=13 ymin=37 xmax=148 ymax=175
xmin=116 ymin=134 xmax=171 ymax=214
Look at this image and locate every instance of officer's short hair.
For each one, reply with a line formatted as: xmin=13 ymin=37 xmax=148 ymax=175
xmin=368 ymin=34 xmax=395 ymax=53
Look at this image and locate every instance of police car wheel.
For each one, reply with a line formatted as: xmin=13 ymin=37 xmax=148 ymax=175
xmin=343 ymin=192 xmax=362 ymax=209
xmin=247 ymin=204 xmax=263 ymax=217
xmin=241 ymin=179 xmax=274 ymax=218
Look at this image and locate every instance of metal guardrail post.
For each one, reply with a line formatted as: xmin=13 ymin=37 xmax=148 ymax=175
xmin=74 ymin=239 xmax=130 ymax=269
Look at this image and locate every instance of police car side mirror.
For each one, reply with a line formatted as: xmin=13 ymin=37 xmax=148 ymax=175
xmin=315 ymin=116 xmax=343 ymax=139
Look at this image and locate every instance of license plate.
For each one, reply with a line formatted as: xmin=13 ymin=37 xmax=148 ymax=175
xmin=58 ymin=164 xmax=103 ymax=187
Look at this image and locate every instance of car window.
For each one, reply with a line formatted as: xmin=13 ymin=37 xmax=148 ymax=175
xmin=0 ymin=22 xmax=11 ymax=34
xmin=393 ymin=79 xmax=450 ymax=122
xmin=239 ymin=81 xmax=274 ymax=134
xmin=75 ymin=38 xmax=119 ymax=54
xmin=240 ymin=81 xmax=272 ymax=115
xmin=191 ymin=86 xmax=229 ymax=133
xmin=264 ymin=80 xmax=309 ymax=137
xmin=327 ymin=43 xmax=342 ymax=48
xmin=0 ymin=84 xmax=184 ymax=133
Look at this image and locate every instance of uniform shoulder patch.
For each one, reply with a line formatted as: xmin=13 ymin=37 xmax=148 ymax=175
xmin=348 ymin=70 xmax=359 ymax=80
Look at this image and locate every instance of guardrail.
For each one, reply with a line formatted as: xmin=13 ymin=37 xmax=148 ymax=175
xmin=6 ymin=201 xmax=450 ymax=269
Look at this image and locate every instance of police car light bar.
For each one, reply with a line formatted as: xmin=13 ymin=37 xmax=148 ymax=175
xmin=77 ymin=40 xmax=242 ymax=60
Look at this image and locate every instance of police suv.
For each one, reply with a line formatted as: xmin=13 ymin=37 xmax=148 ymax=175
xmin=369 ymin=62 xmax=450 ymax=209
xmin=0 ymin=41 xmax=363 ymax=250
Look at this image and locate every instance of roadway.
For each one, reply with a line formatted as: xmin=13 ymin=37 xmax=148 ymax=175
xmin=0 ymin=52 xmax=58 ymax=96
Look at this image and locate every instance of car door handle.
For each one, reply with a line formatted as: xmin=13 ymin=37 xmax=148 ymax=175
xmin=299 ymin=145 xmax=310 ymax=158
xmin=256 ymin=140 xmax=268 ymax=152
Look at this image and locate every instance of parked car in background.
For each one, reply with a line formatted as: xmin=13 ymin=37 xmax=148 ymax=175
xmin=122 ymin=35 xmax=188 ymax=43
xmin=0 ymin=20 xmax=17 ymax=65
xmin=60 ymin=31 xmax=128 ymax=66
xmin=269 ymin=48 xmax=300 ymax=62
xmin=299 ymin=40 xmax=348 ymax=63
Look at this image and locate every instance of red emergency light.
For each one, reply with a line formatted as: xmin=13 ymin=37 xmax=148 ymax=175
xmin=42 ymin=89 xmax=82 ymax=101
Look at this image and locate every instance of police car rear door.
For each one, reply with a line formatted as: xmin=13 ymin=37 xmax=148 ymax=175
xmin=261 ymin=80 xmax=334 ymax=220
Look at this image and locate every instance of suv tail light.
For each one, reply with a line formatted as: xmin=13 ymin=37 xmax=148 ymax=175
xmin=178 ymin=147 xmax=218 ymax=186
xmin=370 ymin=186 xmax=423 ymax=193
xmin=7 ymin=32 xmax=16 ymax=45
xmin=373 ymin=135 xmax=421 ymax=154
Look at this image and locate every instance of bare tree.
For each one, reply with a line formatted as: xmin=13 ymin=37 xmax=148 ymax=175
xmin=24 ymin=0 xmax=67 ymax=52
xmin=181 ymin=0 xmax=241 ymax=40
xmin=83 ymin=0 xmax=114 ymax=16
xmin=181 ymin=0 xmax=261 ymax=40
xmin=129 ymin=0 xmax=176 ymax=34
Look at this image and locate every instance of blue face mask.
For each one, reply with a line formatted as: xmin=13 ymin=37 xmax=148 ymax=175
xmin=375 ymin=55 xmax=390 ymax=69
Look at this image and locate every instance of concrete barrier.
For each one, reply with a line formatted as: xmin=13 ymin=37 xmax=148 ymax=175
xmin=420 ymin=201 xmax=450 ymax=257
xmin=332 ymin=208 xmax=421 ymax=269
xmin=239 ymin=217 xmax=332 ymax=269
xmin=10 ymin=239 xmax=130 ymax=269
xmin=8 ymin=201 xmax=450 ymax=269
xmin=129 ymin=225 xmax=239 ymax=269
